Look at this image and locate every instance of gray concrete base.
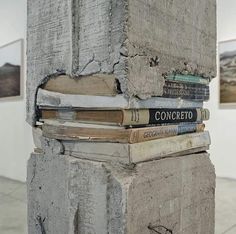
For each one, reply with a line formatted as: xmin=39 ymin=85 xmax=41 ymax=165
xmin=27 ymin=152 xmax=215 ymax=234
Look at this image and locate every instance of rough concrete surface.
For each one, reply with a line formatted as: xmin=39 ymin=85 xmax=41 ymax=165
xmin=27 ymin=151 xmax=215 ymax=234
xmin=27 ymin=0 xmax=216 ymax=125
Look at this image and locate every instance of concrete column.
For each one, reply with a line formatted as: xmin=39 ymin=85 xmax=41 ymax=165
xmin=27 ymin=0 xmax=216 ymax=233
xmin=28 ymin=149 xmax=215 ymax=234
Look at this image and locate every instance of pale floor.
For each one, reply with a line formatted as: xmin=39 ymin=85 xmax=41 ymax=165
xmin=0 ymin=177 xmax=235 ymax=234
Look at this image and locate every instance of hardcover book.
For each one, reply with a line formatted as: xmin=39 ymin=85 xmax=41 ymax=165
xmin=163 ymin=81 xmax=209 ymax=100
xmin=37 ymin=88 xmax=204 ymax=110
xmin=60 ymin=131 xmax=211 ymax=164
xmin=41 ymin=75 xmax=209 ymax=101
xmin=40 ymin=108 xmax=210 ymax=126
xmin=41 ymin=121 xmax=205 ymax=143
xmin=166 ymin=74 xmax=210 ymax=85
xmin=42 ymin=74 xmax=119 ymax=96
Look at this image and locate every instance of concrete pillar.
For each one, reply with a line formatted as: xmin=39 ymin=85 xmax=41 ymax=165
xmin=27 ymin=0 xmax=216 ymax=233
xmin=28 ymin=149 xmax=215 ymax=234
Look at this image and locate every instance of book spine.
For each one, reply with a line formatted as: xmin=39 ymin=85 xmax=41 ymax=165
xmin=178 ymin=123 xmax=205 ymax=134
xmin=37 ymin=88 xmax=204 ymax=109
xmin=164 ymin=80 xmax=208 ymax=90
xmin=148 ymin=108 xmax=209 ymax=124
xmin=166 ymin=74 xmax=210 ymax=85
xmin=42 ymin=123 xmax=205 ymax=143
xmin=163 ymin=87 xmax=209 ymax=95
xmin=42 ymin=124 xmax=132 ymax=143
xmin=130 ymin=132 xmax=210 ymax=163
xmin=129 ymin=124 xmax=205 ymax=143
xmin=122 ymin=108 xmax=209 ymax=125
xmin=162 ymin=87 xmax=209 ymax=100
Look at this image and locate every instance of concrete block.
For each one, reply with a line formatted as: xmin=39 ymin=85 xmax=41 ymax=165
xmin=27 ymin=0 xmax=216 ymax=124
xmin=27 ymin=151 xmax=215 ymax=233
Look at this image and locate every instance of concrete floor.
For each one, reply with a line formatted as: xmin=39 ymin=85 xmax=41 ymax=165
xmin=0 ymin=177 xmax=235 ymax=234
xmin=216 ymin=178 xmax=236 ymax=234
xmin=0 ymin=177 xmax=27 ymax=234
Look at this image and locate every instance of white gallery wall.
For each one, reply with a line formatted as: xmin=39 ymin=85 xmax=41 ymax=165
xmin=206 ymin=0 xmax=236 ymax=179
xmin=0 ymin=0 xmax=34 ymax=181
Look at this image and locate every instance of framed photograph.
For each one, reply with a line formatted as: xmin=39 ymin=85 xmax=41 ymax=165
xmin=219 ymin=39 xmax=236 ymax=105
xmin=0 ymin=39 xmax=23 ymax=100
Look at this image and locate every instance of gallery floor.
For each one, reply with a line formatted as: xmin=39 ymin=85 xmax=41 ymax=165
xmin=0 ymin=176 xmax=235 ymax=234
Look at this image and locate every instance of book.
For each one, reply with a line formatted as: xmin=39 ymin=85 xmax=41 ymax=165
xmin=40 ymin=108 xmax=209 ymax=126
xmin=163 ymin=88 xmax=209 ymax=100
xmin=32 ymin=128 xmax=210 ymax=164
xmin=37 ymin=88 xmax=203 ymax=110
xmin=42 ymin=74 xmax=119 ymax=96
xmin=166 ymin=74 xmax=210 ymax=85
xmin=41 ymin=121 xmax=205 ymax=143
xmin=60 ymin=131 xmax=211 ymax=164
xmin=163 ymin=80 xmax=209 ymax=100
xmin=41 ymin=75 xmax=209 ymax=100
xmin=164 ymin=80 xmax=209 ymax=91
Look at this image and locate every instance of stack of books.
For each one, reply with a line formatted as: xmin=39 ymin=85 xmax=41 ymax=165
xmin=36 ymin=73 xmax=211 ymax=163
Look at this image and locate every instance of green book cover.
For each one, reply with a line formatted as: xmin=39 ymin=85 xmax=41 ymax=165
xmin=167 ymin=74 xmax=209 ymax=85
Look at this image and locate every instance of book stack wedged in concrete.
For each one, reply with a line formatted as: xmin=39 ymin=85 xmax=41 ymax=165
xmin=34 ymin=72 xmax=211 ymax=164
xmin=27 ymin=0 xmax=216 ymax=233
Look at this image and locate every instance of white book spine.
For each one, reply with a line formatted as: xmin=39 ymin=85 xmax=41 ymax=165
xmin=37 ymin=88 xmax=203 ymax=109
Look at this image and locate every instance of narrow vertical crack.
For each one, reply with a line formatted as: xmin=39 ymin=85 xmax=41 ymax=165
xmin=37 ymin=216 xmax=46 ymax=234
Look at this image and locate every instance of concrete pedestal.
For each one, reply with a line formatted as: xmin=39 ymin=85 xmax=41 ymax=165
xmin=27 ymin=151 xmax=215 ymax=234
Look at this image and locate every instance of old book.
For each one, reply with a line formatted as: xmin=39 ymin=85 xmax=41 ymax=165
xmin=166 ymin=74 xmax=210 ymax=85
xmin=41 ymin=121 xmax=205 ymax=143
xmin=164 ymin=80 xmax=209 ymax=91
xmin=32 ymin=127 xmax=210 ymax=164
xmin=163 ymin=80 xmax=209 ymax=100
xmin=61 ymin=131 xmax=211 ymax=164
xmin=42 ymin=74 xmax=119 ymax=96
xmin=37 ymin=88 xmax=203 ymax=110
xmin=163 ymin=88 xmax=209 ymax=101
xmin=42 ymin=75 xmax=209 ymax=100
xmin=40 ymin=108 xmax=209 ymax=126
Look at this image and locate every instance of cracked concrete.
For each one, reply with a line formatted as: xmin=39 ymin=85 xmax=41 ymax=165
xmin=27 ymin=152 xmax=215 ymax=234
xmin=27 ymin=0 xmax=216 ymax=125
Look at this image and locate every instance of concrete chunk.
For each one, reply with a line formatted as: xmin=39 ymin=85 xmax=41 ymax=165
xmin=27 ymin=152 xmax=215 ymax=234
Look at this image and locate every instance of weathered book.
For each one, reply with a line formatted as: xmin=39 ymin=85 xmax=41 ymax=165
xmin=166 ymin=74 xmax=210 ymax=85
xmin=32 ymin=127 xmax=210 ymax=164
xmin=37 ymin=88 xmax=203 ymax=110
xmin=61 ymin=131 xmax=211 ymax=164
xmin=164 ymin=80 xmax=209 ymax=91
xmin=42 ymin=74 xmax=119 ymax=96
xmin=41 ymin=121 xmax=205 ymax=143
xmin=41 ymin=75 xmax=209 ymax=101
xmin=163 ymin=80 xmax=209 ymax=100
xmin=163 ymin=88 xmax=209 ymax=100
xmin=40 ymin=108 xmax=209 ymax=126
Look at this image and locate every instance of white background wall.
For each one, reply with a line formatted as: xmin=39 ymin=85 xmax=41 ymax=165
xmin=0 ymin=0 xmax=236 ymax=181
xmin=0 ymin=0 xmax=34 ymax=181
xmin=206 ymin=0 xmax=236 ymax=179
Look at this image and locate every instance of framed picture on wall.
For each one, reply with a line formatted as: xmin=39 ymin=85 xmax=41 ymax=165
xmin=0 ymin=39 xmax=23 ymax=100
xmin=219 ymin=39 xmax=236 ymax=105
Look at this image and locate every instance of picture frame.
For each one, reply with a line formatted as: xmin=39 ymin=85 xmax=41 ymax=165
xmin=219 ymin=39 xmax=236 ymax=106
xmin=0 ymin=39 xmax=24 ymax=100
